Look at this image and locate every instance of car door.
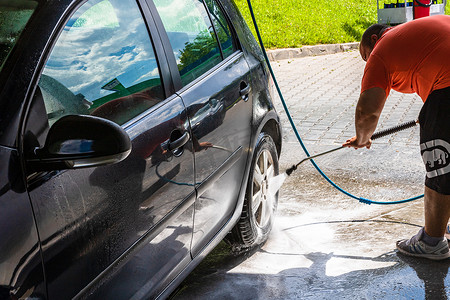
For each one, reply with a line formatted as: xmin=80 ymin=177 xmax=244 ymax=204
xmin=22 ymin=0 xmax=195 ymax=299
xmin=150 ymin=0 xmax=253 ymax=256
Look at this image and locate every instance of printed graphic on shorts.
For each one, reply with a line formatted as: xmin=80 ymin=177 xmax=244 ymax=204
xmin=421 ymin=139 xmax=450 ymax=178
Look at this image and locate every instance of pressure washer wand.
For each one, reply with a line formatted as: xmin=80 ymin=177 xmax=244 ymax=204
xmin=285 ymin=120 xmax=418 ymax=176
xmin=285 ymin=146 xmax=344 ymax=175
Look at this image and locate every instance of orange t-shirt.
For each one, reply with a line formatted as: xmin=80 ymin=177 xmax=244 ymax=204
xmin=361 ymin=15 xmax=450 ymax=102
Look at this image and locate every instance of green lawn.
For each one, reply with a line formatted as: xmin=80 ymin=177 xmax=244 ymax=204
xmin=234 ymin=0 xmax=449 ymax=48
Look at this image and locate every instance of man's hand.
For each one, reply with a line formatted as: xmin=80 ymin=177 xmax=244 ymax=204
xmin=198 ymin=141 xmax=213 ymax=151
xmin=343 ymin=136 xmax=372 ymax=149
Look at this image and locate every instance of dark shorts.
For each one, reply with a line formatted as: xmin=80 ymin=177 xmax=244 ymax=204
xmin=419 ymin=86 xmax=450 ymax=195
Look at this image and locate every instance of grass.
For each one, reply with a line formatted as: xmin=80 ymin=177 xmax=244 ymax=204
xmin=234 ymin=0 xmax=449 ymax=49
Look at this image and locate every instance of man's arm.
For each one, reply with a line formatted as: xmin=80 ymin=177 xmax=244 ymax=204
xmin=343 ymin=87 xmax=387 ymax=149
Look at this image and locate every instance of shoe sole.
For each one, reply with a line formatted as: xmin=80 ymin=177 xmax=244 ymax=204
xmin=396 ymin=245 xmax=450 ymax=261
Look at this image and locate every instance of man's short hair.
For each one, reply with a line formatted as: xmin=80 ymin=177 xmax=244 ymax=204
xmin=361 ymin=24 xmax=390 ymax=47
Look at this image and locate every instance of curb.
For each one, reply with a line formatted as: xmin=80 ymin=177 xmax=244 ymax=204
xmin=266 ymin=42 xmax=359 ymax=61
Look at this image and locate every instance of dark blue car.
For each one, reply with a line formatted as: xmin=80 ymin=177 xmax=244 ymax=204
xmin=0 ymin=0 xmax=282 ymax=298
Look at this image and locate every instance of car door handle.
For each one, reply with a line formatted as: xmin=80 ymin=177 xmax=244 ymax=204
xmin=240 ymin=82 xmax=251 ymax=101
xmin=168 ymin=131 xmax=190 ymax=151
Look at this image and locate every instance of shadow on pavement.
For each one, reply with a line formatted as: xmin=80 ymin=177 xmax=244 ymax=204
xmin=172 ymin=218 xmax=450 ymax=299
xmin=398 ymin=253 xmax=450 ymax=300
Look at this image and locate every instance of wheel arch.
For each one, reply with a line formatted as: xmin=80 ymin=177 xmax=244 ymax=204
xmin=253 ymin=110 xmax=282 ymax=158
xmin=260 ymin=118 xmax=282 ymax=158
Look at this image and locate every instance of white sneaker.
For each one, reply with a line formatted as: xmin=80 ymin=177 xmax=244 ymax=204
xmin=396 ymin=227 xmax=450 ymax=260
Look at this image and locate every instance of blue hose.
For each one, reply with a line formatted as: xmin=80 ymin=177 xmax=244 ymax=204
xmin=245 ymin=0 xmax=424 ymax=205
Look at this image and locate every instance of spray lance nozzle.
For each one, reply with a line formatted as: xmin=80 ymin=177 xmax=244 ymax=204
xmin=286 ymin=164 xmax=297 ymax=176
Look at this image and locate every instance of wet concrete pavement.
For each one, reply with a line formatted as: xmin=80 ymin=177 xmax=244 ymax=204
xmin=172 ymin=51 xmax=450 ymax=299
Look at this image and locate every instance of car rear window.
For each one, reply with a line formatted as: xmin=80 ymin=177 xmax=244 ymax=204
xmin=0 ymin=1 xmax=38 ymax=71
xmin=204 ymin=0 xmax=236 ymax=59
xmin=153 ymin=0 xmax=223 ymax=86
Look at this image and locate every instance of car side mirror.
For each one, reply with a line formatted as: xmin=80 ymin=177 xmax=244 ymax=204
xmin=27 ymin=115 xmax=131 ymax=172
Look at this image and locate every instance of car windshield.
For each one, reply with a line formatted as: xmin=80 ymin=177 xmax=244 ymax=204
xmin=0 ymin=0 xmax=38 ymax=71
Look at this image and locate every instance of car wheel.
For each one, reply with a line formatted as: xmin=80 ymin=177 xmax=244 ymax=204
xmin=227 ymin=132 xmax=279 ymax=251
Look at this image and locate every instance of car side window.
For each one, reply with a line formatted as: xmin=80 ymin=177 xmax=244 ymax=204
xmin=204 ymin=0 xmax=236 ymax=59
xmin=152 ymin=0 xmax=222 ymax=86
xmin=39 ymin=0 xmax=164 ymax=126
xmin=0 ymin=1 xmax=38 ymax=72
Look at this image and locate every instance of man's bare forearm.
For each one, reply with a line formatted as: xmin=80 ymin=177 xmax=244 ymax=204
xmin=343 ymin=87 xmax=387 ymax=149
xmin=355 ymin=103 xmax=381 ymax=145
xmin=355 ymin=87 xmax=387 ymax=143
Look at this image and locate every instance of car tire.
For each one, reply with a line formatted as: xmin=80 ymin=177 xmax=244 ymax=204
xmin=227 ymin=132 xmax=279 ymax=251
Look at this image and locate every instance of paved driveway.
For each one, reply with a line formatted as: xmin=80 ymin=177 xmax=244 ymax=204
xmin=172 ymin=51 xmax=450 ymax=300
